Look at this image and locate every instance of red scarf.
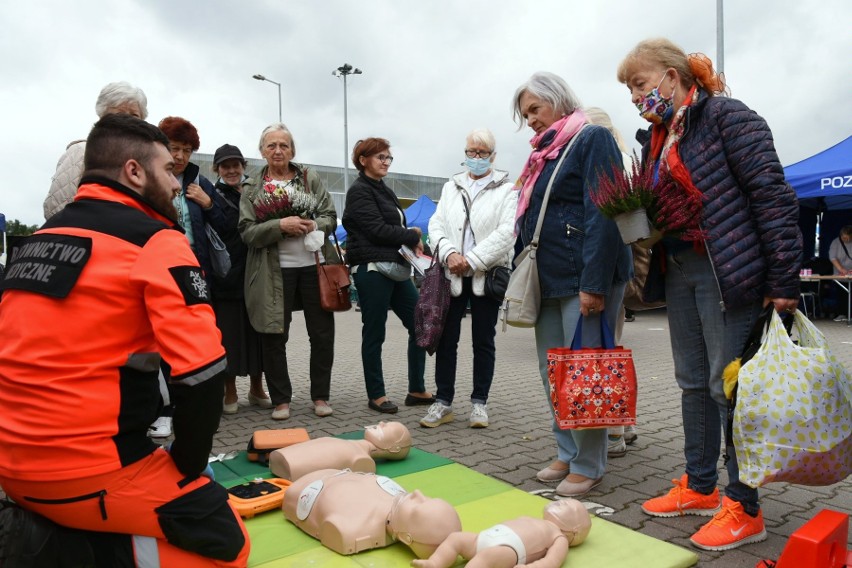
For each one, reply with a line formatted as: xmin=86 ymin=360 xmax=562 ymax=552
xmin=649 ymin=86 xmax=705 ymax=246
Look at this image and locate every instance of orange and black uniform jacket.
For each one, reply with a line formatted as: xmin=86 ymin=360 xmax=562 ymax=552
xmin=0 ymin=177 xmax=226 ymax=482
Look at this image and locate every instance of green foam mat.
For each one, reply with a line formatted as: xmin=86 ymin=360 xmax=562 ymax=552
xmin=212 ymin=430 xmax=453 ymax=488
xmin=241 ymin=462 xmax=698 ymax=567
xmin=211 ymin=453 xmax=272 ymax=487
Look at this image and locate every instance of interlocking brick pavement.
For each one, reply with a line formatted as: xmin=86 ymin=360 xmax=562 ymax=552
xmin=216 ymin=308 xmax=852 ymax=567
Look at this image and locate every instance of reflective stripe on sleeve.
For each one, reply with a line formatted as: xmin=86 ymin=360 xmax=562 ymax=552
xmin=168 ymin=356 xmax=227 ymax=387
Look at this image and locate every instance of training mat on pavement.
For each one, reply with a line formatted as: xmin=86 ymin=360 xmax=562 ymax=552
xmin=220 ymin=449 xmax=697 ymax=567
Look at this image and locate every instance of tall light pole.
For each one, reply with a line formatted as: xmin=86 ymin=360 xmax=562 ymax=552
xmin=252 ymin=74 xmax=282 ymax=123
xmin=332 ymin=63 xmax=362 ymax=191
xmin=716 ymin=0 xmax=724 ymax=73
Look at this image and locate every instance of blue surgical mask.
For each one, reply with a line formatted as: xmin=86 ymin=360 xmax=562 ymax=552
xmin=464 ymin=156 xmax=491 ymax=176
xmin=637 ymin=73 xmax=675 ymax=125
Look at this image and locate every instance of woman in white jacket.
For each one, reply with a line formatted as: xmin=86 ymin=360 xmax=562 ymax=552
xmin=420 ymin=129 xmax=518 ymax=429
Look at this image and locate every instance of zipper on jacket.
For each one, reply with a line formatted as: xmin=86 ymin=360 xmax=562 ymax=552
xmin=25 ymin=489 xmax=108 ymax=521
xmin=565 ymin=223 xmax=585 ymax=238
xmin=701 ymin=229 xmax=727 ymax=313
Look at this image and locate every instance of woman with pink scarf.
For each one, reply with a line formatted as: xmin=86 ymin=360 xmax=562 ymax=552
xmin=512 ymin=72 xmax=631 ymax=497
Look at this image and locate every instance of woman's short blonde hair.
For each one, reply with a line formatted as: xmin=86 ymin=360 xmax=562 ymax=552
xmin=617 ymin=38 xmax=694 ymax=90
xmin=584 ymin=107 xmax=628 ymax=154
xmin=617 ymin=38 xmax=727 ymax=96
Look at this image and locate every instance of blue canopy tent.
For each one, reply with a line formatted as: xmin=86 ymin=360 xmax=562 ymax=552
xmin=333 ymin=194 xmax=437 ymax=243
xmin=403 ymin=194 xmax=437 ymax=234
xmin=785 ymin=135 xmax=852 ymax=210
xmin=784 ymin=136 xmax=852 ymax=259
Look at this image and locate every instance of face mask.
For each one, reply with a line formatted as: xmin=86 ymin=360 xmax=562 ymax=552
xmin=637 ymin=73 xmax=675 ymax=125
xmin=464 ymin=156 xmax=491 ymax=176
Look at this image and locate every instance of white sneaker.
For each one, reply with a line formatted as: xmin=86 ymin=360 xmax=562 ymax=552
xmin=420 ymin=402 xmax=453 ymax=428
xmin=469 ymin=403 xmax=489 ymax=428
xmin=623 ymin=424 xmax=638 ymax=445
xmin=148 ymin=416 xmax=172 ymax=438
xmin=607 ymin=435 xmax=627 ymax=457
xmin=834 ymin=315 xmax=848 ymax=322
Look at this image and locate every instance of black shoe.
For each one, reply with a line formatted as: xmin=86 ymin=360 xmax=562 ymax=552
xmin=0 ymin=500 xmax=94 ymax=567
xmin=404 ymin=394 xmax=436 ymax=406
xmin=368 ymin=399 xmax=399 ymax=413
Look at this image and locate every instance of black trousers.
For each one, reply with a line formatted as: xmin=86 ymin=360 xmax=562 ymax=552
xmin=261 ymin=265 xmax=334 ymax=404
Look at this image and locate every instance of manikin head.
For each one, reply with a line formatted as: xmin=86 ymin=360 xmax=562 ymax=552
xmin=543 ymin=499 xmax=592 ymax=546
xmin=364 ymin=421 xmax=412 ymax=459
xmin=387 ymin=491 xmax=462 ymax=558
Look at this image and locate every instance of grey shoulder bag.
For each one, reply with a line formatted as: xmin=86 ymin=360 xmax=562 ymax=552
xmin=502 ymin=125 xmax=586 ymax=329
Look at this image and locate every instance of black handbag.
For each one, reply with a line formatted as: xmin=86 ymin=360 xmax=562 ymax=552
xmin=483 ymin=265 xmax=511 ymax=302
xmin=459 ymin=194 xmax=511 ymax=302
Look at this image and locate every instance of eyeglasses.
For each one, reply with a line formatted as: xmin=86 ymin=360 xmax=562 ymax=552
xmin=376 ymin=154 xmax=394 ymax=164
xmin=465 ymin=149 xmax=492 ymax=159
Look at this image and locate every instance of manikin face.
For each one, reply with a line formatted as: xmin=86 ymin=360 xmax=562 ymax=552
xmin=217 ymin=158 xmax=245 ymax=188
xmin=142 ymin=144 xmax=181 ymax=220
xmin=518 ymin=91 xmax=561 ymax=135
xmin=364 ymin=421 xmax=411 ymax=454
xmin=168 ymin=141 xmax=193 ymax=176
xmin=543 ymin=499 xmax=592 ymax=546
xmin=389 ymin=491 xmax=461 ymax=558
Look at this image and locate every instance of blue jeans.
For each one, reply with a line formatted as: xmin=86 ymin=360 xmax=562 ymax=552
xmin=666 ymin=248 xmax=762 ymax=514
xmin=434 ymin=277 xmax=500 ymax=406
xmin=534 ymin=282 xmax=626 ymax=480
xmin=352 ymin=267 xmax=426 ymax=400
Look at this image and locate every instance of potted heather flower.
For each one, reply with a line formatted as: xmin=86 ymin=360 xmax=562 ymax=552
xmin=253 ymin=176 xmax=318 ymax=222
xmin=591 ymin=154 xmax=656 ymax=245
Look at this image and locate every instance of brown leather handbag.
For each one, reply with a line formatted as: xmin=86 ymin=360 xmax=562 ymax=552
xmin=315 ymin=235 xmax=352 ymax=312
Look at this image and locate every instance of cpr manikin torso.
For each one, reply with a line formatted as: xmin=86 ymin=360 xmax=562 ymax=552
xmin=270 ymin=421 xmax=411 ymax=481
xmin=282 ymin=468 xmax=461 ymax=557
xmin=411 ymin=499 xmax=591 ymax=568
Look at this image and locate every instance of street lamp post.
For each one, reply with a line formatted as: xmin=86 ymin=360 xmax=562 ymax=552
xmin=332 ymin=63 xmax=362 ymax=191
xmin=252 ymin=74 xmax=282 ymax=123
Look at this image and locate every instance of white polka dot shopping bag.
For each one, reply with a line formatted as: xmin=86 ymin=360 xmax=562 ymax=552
xmin=733 ymin=309 xmax=852 ymax=487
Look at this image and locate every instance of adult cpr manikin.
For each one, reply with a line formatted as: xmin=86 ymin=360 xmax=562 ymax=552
xmin=411 ymin=499 xmax=591 ymax=568
xmin=269 ymin=421 xmax=411 ymax=480
xmin=282 ymin=468 xmax=461 ymax=557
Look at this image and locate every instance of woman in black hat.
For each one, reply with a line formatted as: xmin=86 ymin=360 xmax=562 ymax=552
xmin=210 ymin=144 xmax=271 ymax=415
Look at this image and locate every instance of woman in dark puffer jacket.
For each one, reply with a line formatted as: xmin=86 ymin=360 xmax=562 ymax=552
xmin=342 ymin=138 xmax=435 ymax=414
xmin=617 ymin=38 xmax=801 ymax=552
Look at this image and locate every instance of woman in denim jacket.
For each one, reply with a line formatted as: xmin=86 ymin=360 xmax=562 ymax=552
xmin=512 ymin=72 xmax=631 ymax=498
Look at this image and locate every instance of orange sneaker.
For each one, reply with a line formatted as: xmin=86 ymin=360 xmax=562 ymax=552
xmin=690 ymin=497 xmax=767 ymax=551
xmin=641 ymin=475 xmax=721 ymax=517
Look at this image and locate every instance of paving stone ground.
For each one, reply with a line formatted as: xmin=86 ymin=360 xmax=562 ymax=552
xmin=217 ymin=308 xmax=852 ymax=567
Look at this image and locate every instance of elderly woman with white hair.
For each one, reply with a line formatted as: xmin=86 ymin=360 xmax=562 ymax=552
xmin=239 ymin=123 xmax=341 ymax=420
xmin=512 ymin=72 xmax=631 ymax=497
xmin=43 ymin=81 xmax=148 ymax=219
xmin=419 ymin=128 xmax=517 ymax=430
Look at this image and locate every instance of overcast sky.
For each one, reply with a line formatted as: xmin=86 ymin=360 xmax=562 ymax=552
xmin=1 ymin=0 xmax=850 ymax=226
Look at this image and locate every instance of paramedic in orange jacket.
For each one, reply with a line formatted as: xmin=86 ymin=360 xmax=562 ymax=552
xmin=0 ymin=114 xmax=250 ymax=567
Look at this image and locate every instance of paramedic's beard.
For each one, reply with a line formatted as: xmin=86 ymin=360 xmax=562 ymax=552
xmin=142 ymin=179 xmax=179 ymax=222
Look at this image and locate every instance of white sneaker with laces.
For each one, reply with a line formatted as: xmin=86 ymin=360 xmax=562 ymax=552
xmin=623 ymin=424 xmax=638 ymax=445
xmin=469 ymin=403 xmax=489 ymax=428
xmin=607 ymin=435 xmax=627 ymax=457
xmin=420 ymin=402 xmax=453 ymax=428
xmin=148 ymin=416 xmax=172 ymax=438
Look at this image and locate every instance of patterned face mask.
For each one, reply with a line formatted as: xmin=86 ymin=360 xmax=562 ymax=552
xmin=637 ymin=73 xmax=675 ymax=125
